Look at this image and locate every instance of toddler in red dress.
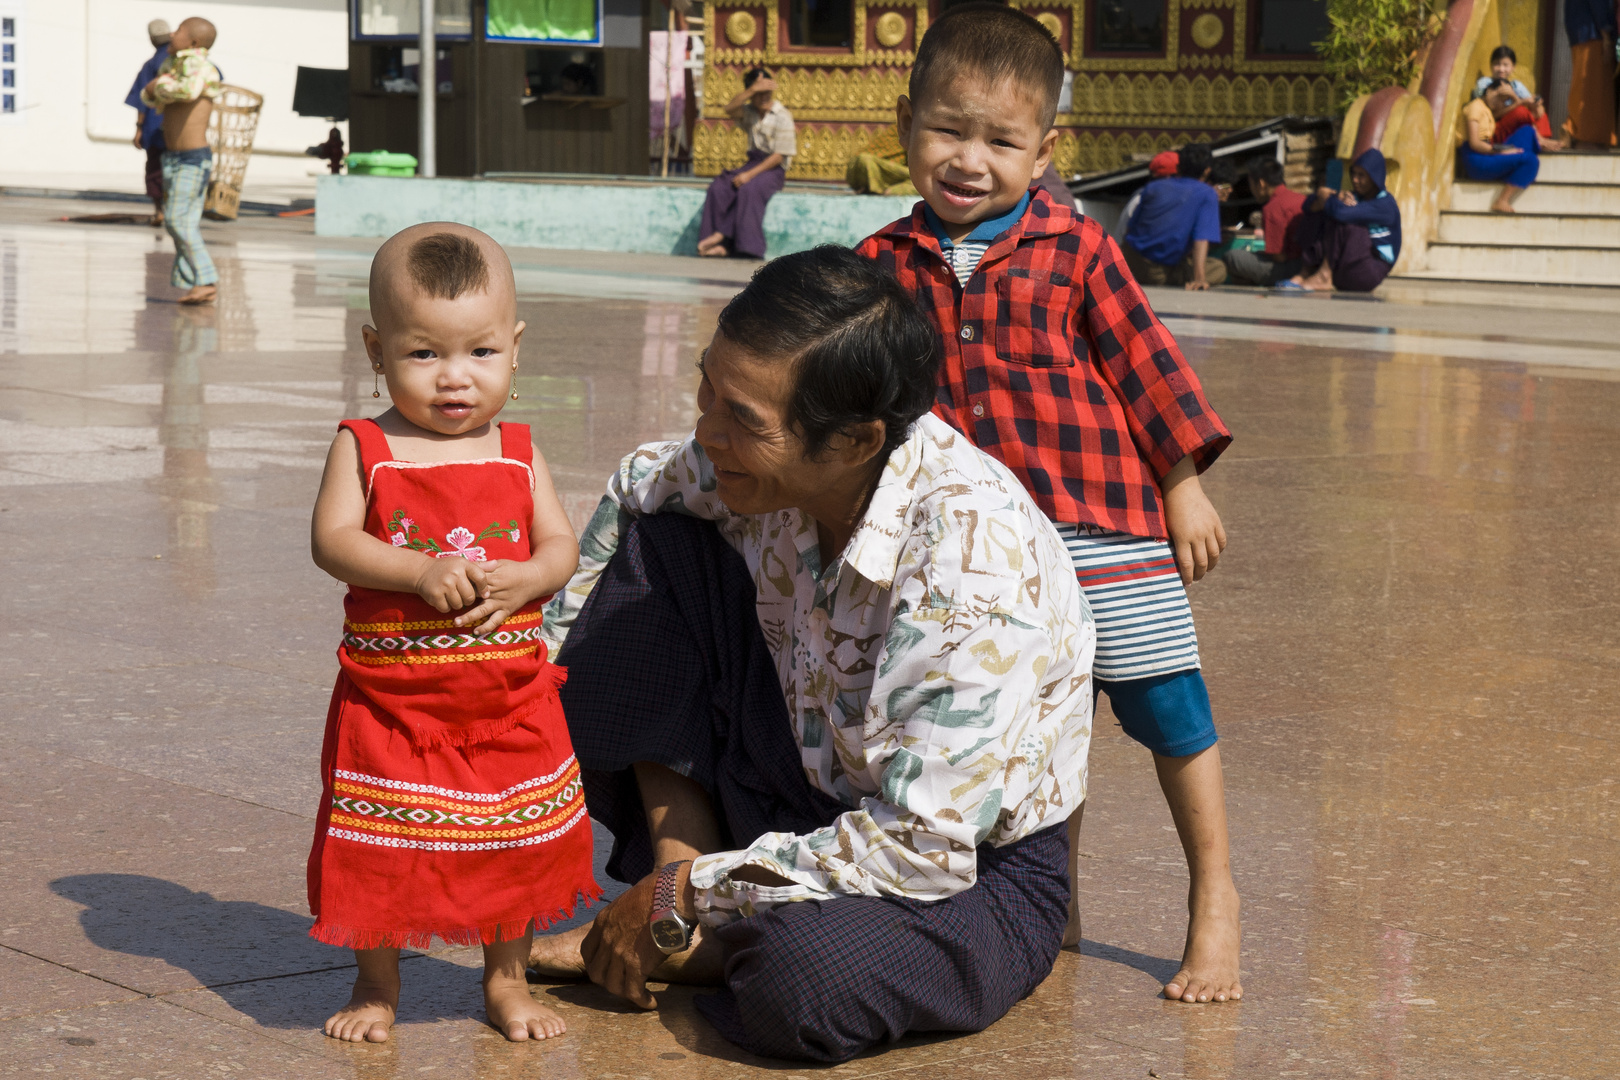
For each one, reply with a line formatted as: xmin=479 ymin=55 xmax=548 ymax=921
xmin=308 ymin=223 xmax=599 ymax=1043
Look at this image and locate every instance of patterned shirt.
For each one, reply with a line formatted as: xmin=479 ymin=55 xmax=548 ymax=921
xmin=856 ymin=187 xmax=1232 ymax=540
xmin=544 ymin=413 xmax=1094 ymax=924
xmin=739 ymin=99 xmax=796 ymax=168
xmin=139 ymin=48 xmax=222 ymax=111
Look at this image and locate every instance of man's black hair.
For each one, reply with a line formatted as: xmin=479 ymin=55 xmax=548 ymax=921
xmin=715 ymin=246 xmax=941 ymax=460
xmin=743 ymin=66 xmax=770 ymax=89
xmin=1177 ymin=142 xmax=1213 ymax=179
xmin=1490 ymin=44 xmax=1517 ymax=65
xmin=1208 ymin=159 xmax=1237 ymax=187
xmin=1247 ymin=157 xmax=1285 ymax=189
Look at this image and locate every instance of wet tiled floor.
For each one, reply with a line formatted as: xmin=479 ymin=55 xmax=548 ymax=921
xmin=2 ymin=196 xmax=1617 ymax=1079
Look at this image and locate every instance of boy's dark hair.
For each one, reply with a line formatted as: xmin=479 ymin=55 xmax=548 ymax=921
xmin=908 ymin=2 xmax=1066 ymax=130
xmin=1177 ymin=142 xmax=1213 ymax=178
xmin=1490 ymin=44 xmax=1516 ymax=64
xmin=743 ymin=66 xmax=770 ymax=89
xmin=1248 ymin=157 xmax=1285 ymax=190
xmin=1208 ymin=159 xmax=1236 ymax=187
xmin=715 ymin=246 xmax=940 ymax=460
xmin=407 ymin=233 xmax=491 ymax=299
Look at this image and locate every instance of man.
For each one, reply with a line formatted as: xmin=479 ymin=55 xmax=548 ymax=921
xmin=1562 ymin=0 xmax=1617 ymax=150
xmin=126 ymin=20 xmax=172 ymax=228
xmin=1279 ymin=148 xmax=1401 ymax=293
xmin=1121 ymin=142 xmax=1226 ymax=290
xmin=531 ymin=247 xmax=1095 ymax=1062
xmin=140 ymin=17 xmax=222 ymax=305
xmin=1225 ymin=158 xmax=1304 ymax=286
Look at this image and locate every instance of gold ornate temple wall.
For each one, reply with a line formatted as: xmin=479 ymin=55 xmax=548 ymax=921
xmin=695 ymin=0 xmax=1333 ymax=180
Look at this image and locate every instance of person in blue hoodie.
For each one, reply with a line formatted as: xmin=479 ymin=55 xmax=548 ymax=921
xmin=126 ymin=21 xmax=173 ymax=226
xmin=1278 ymin=149 xmax=1401 ymax=293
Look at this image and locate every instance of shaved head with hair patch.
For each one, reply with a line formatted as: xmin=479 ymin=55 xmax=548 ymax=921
xmin=177 ymin=16 xmax=216 ymax=48
xmin=368 ymin=222 xmax=516 ymax=331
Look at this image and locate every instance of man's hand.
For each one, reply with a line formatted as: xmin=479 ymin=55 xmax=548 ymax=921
xmin=731 ymin=169 xmax=756 ymax=189
xmin=133 ymin=122 xmax=145 ymax=149
xmin=413 ymin=557 xmax=482 ymax=613
xmin=452 ymin=559 xmax=540 ymax=634
xmin=579 ymin=872 xmax=669 ymax=1010
xmin=1184 ymin=277 xmax=1210 ymax=291
xmin=1162 ymin=456 xmax=1227 ymax=585
xmin=1338 ymin=190 xmax=1357 ymax=206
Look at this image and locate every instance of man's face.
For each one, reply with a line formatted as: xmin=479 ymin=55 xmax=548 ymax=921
xmin=898 ymin=72 xmax=1057 ymax=239
xmin=1350 ymin=165 xmax=1377 ymax=198
xmin=750 ymin=88 xmax=773 ymax=111
xmin=1492 ymin=57 xmax=1515 ymax=81
xmin=1252 ymin=178 xmax=1275 ymax=203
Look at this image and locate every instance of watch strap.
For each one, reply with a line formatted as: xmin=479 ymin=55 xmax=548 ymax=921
xmin=653 ymin=860 xmax=686 ymax=913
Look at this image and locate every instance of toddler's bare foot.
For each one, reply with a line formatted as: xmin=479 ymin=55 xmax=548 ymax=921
xmin=485 ymin=975 xmax=566 ymax=1041
xmin=527 ymin=924 xmax=589 ymax=979
xmin=324 ymin=976 xmax=398 ymax=1042
xmin=1164 ymin=879 xmax=1242 ymax=1003
xmin=178 ymin=284 xmax=217 ymax=305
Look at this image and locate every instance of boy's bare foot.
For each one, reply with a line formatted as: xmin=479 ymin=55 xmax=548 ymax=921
xmin=485 ymin=975 xmax=567 ymax=1041
xmin=178 ymin=284 xmax=217 ymax=305
xmin=1164 ymin=879 xmax=1242 ymax=1003
xmin=527 ymin=924 xmax=589 ymax=978
xmin=324 ymin=971 xmax=399 ymax=1042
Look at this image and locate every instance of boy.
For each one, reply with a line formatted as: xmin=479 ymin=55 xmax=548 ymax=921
xmin=1225 ymin=158 xmax=1304 ymax=286
xmin=856 ymin=1 xmax=1242 ymax=1004
xmin=140 ymin=16 xmax=221 ymax=305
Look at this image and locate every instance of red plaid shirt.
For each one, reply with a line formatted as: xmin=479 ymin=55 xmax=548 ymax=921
xmin=856 ymin=187 xmax=1231 ymax=540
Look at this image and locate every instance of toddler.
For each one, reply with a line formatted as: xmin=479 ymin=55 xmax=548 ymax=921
xmin=308 ymin=223 xmax=599 ymax=1042
xmin=857 ymin=2 xmax=1242 ymax=1004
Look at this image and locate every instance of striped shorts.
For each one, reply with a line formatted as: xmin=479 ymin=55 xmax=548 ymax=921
xmin=1053 ymin=522 xmax=1201 ymax=682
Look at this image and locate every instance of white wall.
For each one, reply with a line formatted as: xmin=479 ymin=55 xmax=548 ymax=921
xmin=0 ymin=0 xmax=352 ymax=187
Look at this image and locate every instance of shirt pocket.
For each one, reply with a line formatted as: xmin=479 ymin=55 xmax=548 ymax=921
xmin=994 ymin=270 xmax=1077 ymax=368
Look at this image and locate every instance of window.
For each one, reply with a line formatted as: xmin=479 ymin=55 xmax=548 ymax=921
xmin=788 ymin=0 xmax=852 ymax=48
xmin=351 ymin=0 xmax=473 ymax=41
xmin=1092 ymin=0 xmax=1164 ymax=53
xmin=487 ymin=0 xmax=601 ymax=43
xmin=1253 ymin=0 xmax=1328 ymax=55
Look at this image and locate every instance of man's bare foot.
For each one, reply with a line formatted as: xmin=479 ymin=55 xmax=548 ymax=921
xmin=1490 ymin=201 xmax=1517 ymax=214
xmin=178 ymin=284 xmax=216 ymax=305
xmin=150 ymin=214 xmax=165 ymax=228
xmin=698 ymin=244 xmax=730 ymax=258
xmin=527 ymin=924 xmax=589 ymax=979
xmin=324 ymin=968 xmax=399 ymax=1043
xmin=485 ymin=976 xmax=567 ymax=1041
xmin=1163 ymin=880 xmax=1242 ymax=1003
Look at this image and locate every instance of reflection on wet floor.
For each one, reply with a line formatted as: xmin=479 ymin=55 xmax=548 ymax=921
xmin=1 ymin=201 xmax=1616 ymax=1079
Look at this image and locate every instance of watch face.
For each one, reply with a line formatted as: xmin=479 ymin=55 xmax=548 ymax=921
xmin=650 ymin=918 xmax=688 ymax=953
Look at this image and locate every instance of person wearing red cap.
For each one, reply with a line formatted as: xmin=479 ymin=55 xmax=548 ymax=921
xmin=1110 ymin=151 xmax=1179 ymax=243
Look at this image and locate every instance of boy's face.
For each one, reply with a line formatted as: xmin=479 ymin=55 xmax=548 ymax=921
xmin=1492 ymin=56 xmax=1515 ymax=81
xmin=898 ymin=72 xmax=1058 ymax=240
xmin=362 ymin=286 xmax=526 ymax=437
xmin=1349 ymin=165 xmax=1377 ymax=198
xmin=1252 ymin=178 xmax=1275 ymax=203
xmin=169 ymin=22 xmax=194 ymax=52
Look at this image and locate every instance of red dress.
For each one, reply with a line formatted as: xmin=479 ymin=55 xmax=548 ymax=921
xmin=307 ymin=419 xmax=599 ymax=950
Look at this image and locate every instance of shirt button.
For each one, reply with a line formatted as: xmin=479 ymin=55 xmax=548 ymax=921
xmin=972 ymin=403 xmax=985 ymax=418
xmin=959 ymin=325 xmax=973 ymax=341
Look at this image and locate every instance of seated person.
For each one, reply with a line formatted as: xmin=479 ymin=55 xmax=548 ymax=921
xmin=1121 ymin=142 xmax=1226 ymax=290
xmin=1279 ymin=148 xmax=1401 ymax=293
xmin=1473 ymin=44 xmax=1535 ymax=103
xmin=529 ymin=246 xmax=1095 ymax=1064
xmin=1111 ymin=150 xmax=1178 ymax=244
xmin=845 ymin=123 xmax=915 ymax=196
xmin=1461 ymin=79 xmax=1541 ymax=213
xmin=697 ymin=68 xmax=796 ymax=259
xmin=1224 ymin=159 xmax=1305 ymax=286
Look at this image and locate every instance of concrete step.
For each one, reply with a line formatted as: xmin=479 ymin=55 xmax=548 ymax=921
xmin=1437 ymin=210 xmax=1620 ymax=248
xmin=1418 ymin=240 xmax=1620 ymax=286
xmin=1450 ymin=180 xmax=1620 ymax=215
xmin=1537 ymin=151 xmax=1620 ymax=185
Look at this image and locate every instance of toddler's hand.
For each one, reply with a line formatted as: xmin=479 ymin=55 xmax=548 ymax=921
xmin=453 ymin=560 xmax=538 ymax=635
xmin=1163 ymin=467 xmax=1227 ymax=585
xmin=414 ymin=557 xmax=481 ymax=613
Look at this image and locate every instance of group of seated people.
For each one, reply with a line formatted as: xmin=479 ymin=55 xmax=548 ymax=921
xmin=1114 ymin=142 xmax=1401 ymax=294
xmin=1111 ymin=45 xmax=1560 ymax=293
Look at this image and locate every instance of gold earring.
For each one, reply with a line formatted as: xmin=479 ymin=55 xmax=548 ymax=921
xmin=372 ymin=368 xmax=380 ymax=399
xmin=509 ymin=366 xmax=519 ymax=400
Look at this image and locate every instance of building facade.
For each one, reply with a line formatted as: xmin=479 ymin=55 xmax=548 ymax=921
xmin=695 ymin=0 xmax=1336 ymax=178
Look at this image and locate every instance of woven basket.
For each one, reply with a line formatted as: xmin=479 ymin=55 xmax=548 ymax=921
xmin=204 ymin=84 xmax=263 ymax=220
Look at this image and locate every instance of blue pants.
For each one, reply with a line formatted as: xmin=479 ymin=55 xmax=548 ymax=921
xmin=1098 ymin=669 xmax=1218 ymax=758
xmin=1461 ymin=124 xmax=1539 ymax=189
xmin=161 ymin=147 xmax=217 ymax=288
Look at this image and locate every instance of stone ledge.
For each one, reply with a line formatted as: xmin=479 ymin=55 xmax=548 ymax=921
xmin=314 ymin=174 xmax=918 ymax=258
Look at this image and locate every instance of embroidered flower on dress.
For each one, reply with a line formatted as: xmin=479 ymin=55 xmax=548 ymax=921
xmin=439 ymin=526 xmax=488 ymax=561
xmin=509 ymin=528 xmax=521 ymax=543
xmin=390 ymin=532 xmax=408 ymax=546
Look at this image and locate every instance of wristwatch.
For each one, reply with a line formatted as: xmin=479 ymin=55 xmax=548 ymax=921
xmin=648 ymin=860 xmax=693 ymax=955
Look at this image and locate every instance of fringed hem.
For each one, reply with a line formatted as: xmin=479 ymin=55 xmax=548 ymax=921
xmin=308 ymin=881 xmax=604 ymax=951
